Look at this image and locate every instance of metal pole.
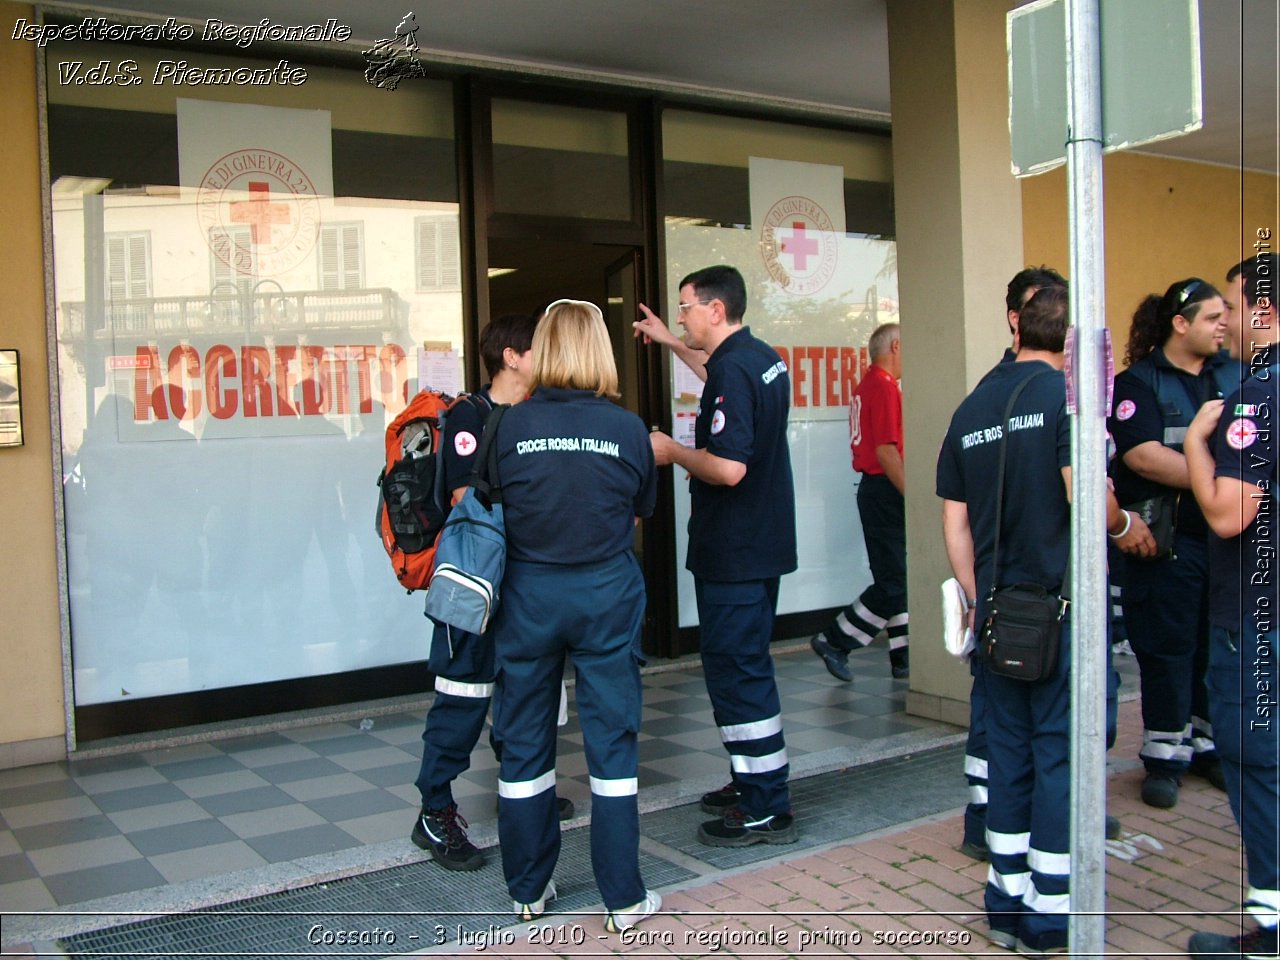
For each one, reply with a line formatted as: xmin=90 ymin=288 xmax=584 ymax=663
xmin=1065 ymin=0 xmax=1107 ymax=954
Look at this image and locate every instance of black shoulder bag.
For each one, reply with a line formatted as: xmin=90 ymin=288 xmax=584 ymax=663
xmin=980 ymin=370 xmax=1069 ymax=682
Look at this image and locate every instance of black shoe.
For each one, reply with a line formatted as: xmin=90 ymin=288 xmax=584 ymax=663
xmin=1189 ymin=752 xmax=1228 ymax=791
xmin=697 ymin=806 xmax=798 ymax=847
xmin=411 ymin=803 xmax=484 ymax=871
xmin=889 ymin=647 xmax=909 ymax=680
xmin=960 ymin=838 xmax=988 ymax=861
xmin=810 ymin=634 xmax=852 ymax=682
xmin=495 ymin=795 xmax=575 ymax=820
xmin=1141 ymin=772 xmax=1180 ymax=809
xmin=1105 ymin=815 xmax=1121 ymax=840
xmin=700 ymin=781 xmax=741 ymax=815
xmin=1188 ymin=925 xmax=1279 ymax=959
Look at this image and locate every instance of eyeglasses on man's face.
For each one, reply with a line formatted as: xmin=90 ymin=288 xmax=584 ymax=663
xmin=677 ymin=299 xmax=714 ymax=313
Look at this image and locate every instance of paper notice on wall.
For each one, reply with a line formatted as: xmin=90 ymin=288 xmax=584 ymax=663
xmin=673 ymin=410 xmax=697 ymax=448
xmin=177 ymin=99 xmax=333 ymax=279
xmin=418 ymin=345 xmax=463 ymax=396
xmin=673 ymin=360 xmax=705 ymax=405
xmin=748 ymin=157 xmax=846 ymax=298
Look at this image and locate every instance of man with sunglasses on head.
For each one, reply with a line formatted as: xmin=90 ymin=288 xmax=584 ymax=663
xmin=1107 ymin=278 xmax=1241 ymax=810
xmin=635 ymin=265 xmax=799 ymax=848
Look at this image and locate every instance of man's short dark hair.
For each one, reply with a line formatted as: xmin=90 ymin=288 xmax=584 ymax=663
xmin=1017 ymin=285 xmax=1069 ymax=353
xmin=479 ymin=312 xmax=538 ymax=379
xmin=680 ymin=265 xmax=747 ymax=322
xmin=1006 ymin=266 xmax=1068 ymax=314
xmin=1228 ymin=252 xmax=1277 ymax=308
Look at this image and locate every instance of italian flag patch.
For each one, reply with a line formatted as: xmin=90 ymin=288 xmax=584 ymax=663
xmin=1236 ymin=404 xmax=1259 ymax=416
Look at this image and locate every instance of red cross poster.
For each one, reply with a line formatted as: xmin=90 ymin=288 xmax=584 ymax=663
xmin=177 ymin=98 xmax=333 ymax=281
xmin=749 ymin=157 xmax=846 ymax=298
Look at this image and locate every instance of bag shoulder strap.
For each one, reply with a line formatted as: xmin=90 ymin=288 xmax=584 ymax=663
xmin=989 ymin=368 xmax=1050 ymax=597
xmin=470 ymin=404 xmax=509 ymax=506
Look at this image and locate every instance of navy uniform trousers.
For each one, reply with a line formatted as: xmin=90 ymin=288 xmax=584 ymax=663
xmin=1207 ymin=625 xmax=1280 ymax=932
xmin=492 ymin=553 xmax=646 ymax=911
xmin=695 ymin=577 xmax=791 ymax=818
xmin=984 ymin=623 xmax=1073 ymax=950
xmin=965 ymin=623 xmax=1119 ymax=852
xmin=1123 ymin=531 xmax=1216 ymax=776
xmin=821 ymin=474 xmax=908 ymax=654
xmin=415 ymin=622 xmax=494 ymax=810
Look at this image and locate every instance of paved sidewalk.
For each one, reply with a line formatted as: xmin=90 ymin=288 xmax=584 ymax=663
xmin=464 ymin=698 xmax=1250 ymax=959
xmin=3 ymin=685 xmax=1250 ymax=958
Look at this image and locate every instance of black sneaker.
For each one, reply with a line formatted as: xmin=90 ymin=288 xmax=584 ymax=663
xmin=960 ymin=838 xmax=988 ymax=861
xmin=1188 ymin=925 xmax=1279 ymax=959
xmin=697 ymin=806 xmax=798 ymax=847
xmin=1189 ymin=752 xmax=1228 ymax=791
xmin=1105 ymin=815 xmax=1121 ymax=840
xmin=411 ymin=803 xmax=484 ymax=871
xmin=889 ymin=647 xmax=910 ymax=680
xmin=1141 ymin=771 xmax=1180 ymax=809
xmin=700 ymin=782 xmax=741 ymax=814
xmin=810 ymin=634 xmax=852 ymax=682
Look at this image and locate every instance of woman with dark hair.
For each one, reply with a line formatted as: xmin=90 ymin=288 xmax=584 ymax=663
xmin=489 ymin=299 xmax=660 ymax=933
xmin=411 ymin=312 xmax=542 ymax=871
xmin=1108 ymin=278 xmax=1240 ymax=810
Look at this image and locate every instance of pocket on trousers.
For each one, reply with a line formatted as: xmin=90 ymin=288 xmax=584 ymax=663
xmin=588 ymin=652 xmax=643 ymax=736
xmin=699 ymin=579 xmax=762 ymax=608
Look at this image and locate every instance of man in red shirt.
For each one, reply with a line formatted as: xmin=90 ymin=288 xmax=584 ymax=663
xmin=811 ymin=322 xmax=908 ymax=680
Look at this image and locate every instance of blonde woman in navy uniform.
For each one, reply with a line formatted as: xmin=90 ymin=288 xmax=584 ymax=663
xmin=489 ymin=300 xmax=661 ymax=933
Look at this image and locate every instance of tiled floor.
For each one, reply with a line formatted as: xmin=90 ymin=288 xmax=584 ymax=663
xmin=0 ymin=641 xmax=952 ymax=919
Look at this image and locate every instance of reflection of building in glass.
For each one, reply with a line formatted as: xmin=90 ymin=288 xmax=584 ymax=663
xmin=0 ymin=349 xmax=22 ymax=447
xmin=53 ymin=186 xmax=463 ymax=451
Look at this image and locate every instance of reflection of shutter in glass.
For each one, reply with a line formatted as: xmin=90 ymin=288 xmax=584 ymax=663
xmin=415 ymin=217 xmax=459 ymax=290
xmin=210 ymin=227 xmax=254 ymax=294
xmin=320 ymin=223 xmax=363 ymax=290
xmin=105 ymin=232 xmax=150 ymax=300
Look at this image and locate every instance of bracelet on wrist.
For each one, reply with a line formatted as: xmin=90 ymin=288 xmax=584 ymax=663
xmin=1107 ymin=510 xmax=1132 ymax=539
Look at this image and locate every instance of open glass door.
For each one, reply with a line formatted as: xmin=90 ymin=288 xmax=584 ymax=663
xmin=604 ymin=249 xmax=672 ymax=656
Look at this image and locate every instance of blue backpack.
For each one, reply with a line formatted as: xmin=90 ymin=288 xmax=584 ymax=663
xmin=423 ymin=405 xmax=509 ymax=635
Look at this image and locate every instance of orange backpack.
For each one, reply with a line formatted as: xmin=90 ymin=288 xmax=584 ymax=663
xmin=376 ymin=389 xmax=485 ymax=592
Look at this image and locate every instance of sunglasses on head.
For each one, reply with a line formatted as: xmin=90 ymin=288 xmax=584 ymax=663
xmin=543 ymin=298 xmax=604 ymax=322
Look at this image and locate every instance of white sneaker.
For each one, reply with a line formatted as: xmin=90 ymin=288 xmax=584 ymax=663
xmin=514 ymin=879 xmax=557 ymax=921
xmin=604 ymin=890 xmax=662 ymax=933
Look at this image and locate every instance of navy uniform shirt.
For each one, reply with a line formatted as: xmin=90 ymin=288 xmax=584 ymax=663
xmin=936 ymin=360 xmax=1070 ymax=622
xmin=441 ymin=389 xmax=494 ymax=493
xmin=495 ymin=386 xmax=656 ymax=565
xmin=1207 ymin=362 xmax=1280 ymax=628
xmin=1109 ymin=348 xmax=1239 ymax=539
xmin=687 ymin=326 xmax=797 ymax=581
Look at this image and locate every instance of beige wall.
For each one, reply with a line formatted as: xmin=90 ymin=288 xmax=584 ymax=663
xmin=889 ymin=0 xmax=1024 ymax=728
xmin=0 ymin=2 xmax=67 ymax=765
xmin=1022 ymin=152 xmax=1279 ymax=358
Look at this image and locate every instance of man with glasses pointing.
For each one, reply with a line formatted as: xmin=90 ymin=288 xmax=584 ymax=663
xmin=635 ymin=264 xmax=799 ymax=847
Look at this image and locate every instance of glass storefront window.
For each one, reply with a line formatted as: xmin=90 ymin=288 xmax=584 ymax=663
xmin=662 ymin=110 xmax=897 ymax=626
xmin=49 ymin=46 xmax=461 ymax=730
xmin=491 ymin=98 xmax=631 ymax=220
